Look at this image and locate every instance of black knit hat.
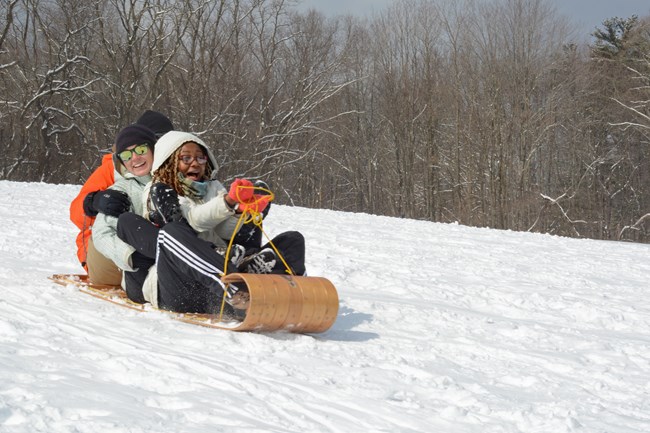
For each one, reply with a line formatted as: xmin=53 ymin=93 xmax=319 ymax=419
xmin=136 ymin=110 xmax=174 ymax=138
xmin=115 ymin=124 xmax=157 ymax=155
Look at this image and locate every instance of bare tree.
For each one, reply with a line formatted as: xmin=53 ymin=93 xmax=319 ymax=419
xmin=0 ymin=0 xmax=648 ymax=243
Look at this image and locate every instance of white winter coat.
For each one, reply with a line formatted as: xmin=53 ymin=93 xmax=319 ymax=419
xmin=140 ymin=131 xmax=241 ymax=307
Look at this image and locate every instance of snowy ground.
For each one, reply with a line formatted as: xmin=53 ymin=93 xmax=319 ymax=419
xmin=0 ymin=180 xmax=649 ymax=433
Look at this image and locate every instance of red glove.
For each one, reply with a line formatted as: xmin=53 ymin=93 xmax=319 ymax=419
xmin=228 ymin=178 xmax=254 ymax=203
xmin=238 ymin=195 xmax=271 ymax=214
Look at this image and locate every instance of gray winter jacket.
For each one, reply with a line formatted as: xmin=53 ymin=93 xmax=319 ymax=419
xmin=92 ymin=171 xmax=152 ymax=272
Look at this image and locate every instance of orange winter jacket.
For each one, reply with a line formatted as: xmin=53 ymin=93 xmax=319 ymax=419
xmin=69 ymin=154 xmax=116 ymax=270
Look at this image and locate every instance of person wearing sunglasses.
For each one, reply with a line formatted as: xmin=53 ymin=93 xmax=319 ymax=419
xmin=68 ymin=111 xmax=174 ymax=286
xmin=91 ymin=124 xmax=162 ymax=302
xmin=112 ymin=131 xmax=306 ymax=314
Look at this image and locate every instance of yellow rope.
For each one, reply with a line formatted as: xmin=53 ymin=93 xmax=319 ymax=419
xmin=216 ymin=183 xmax=294 ymax=321
xmin=256 ymin=223 xmax=294 ymax=276
xmin=217 ymin=211 xmax=247 ymax=320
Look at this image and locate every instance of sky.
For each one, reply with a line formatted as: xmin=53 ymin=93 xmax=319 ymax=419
xmin=295 ymin=0 xmax=650 ymax=39
xmin=1 ymin=179 xmax=650 ymax=432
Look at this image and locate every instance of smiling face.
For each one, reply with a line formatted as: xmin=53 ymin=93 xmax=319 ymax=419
xmin=121 ymin=144 xmax=154 ymax=177
xmin=177 ymin=142 xmax=207 ymax=182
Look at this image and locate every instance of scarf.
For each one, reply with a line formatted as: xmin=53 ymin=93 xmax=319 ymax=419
xmin=178 ymin=173 xmax=208 ymax=201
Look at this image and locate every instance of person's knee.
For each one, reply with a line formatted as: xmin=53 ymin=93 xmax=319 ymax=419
xmin=161 ymin=220 xmax=192 ymax=239
xmin=117 ymin=212 xmax=139 ymax=240
xmin=280 ymin=230 xmax=305 ymax=244
xmin=117 ymin=211 xmax=139 ymax=227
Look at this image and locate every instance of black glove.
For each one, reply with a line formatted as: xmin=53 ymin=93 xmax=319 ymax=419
xmin=149 ymin=183 xmax=183 ymax=226
xmin=253 ymin=180 xmax=272 ymax=218
xmin=85 ymin=189 xmax=131 ymax=218
xmin=82 ymin=191 xmax=100 ymax=217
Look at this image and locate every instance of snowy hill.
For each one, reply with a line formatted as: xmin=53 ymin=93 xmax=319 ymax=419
xmin=0 ymin=180 xmax=649 ymax=433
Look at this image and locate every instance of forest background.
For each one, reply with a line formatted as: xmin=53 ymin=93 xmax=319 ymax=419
xmin=1 ymin=0 xmax=649 ymax=243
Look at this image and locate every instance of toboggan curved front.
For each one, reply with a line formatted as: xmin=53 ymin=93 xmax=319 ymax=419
xmin=220 ymin=273 xmax=339 ymax=333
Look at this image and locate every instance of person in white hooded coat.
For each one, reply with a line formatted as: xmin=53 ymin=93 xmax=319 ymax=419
xmin=115 ymin=131 xmax=306 ymax=314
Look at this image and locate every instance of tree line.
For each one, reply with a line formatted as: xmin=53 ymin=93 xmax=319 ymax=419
xmin=1 ymin=0 xmax=649 ymax=242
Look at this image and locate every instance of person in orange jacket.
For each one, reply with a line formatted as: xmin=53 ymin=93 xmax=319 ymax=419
xmin=69 ymin=110 xmax=174 ymax=285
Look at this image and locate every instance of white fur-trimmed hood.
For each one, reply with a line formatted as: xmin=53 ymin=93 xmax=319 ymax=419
xmin=151 ymin=131 xmax=218 ymax=174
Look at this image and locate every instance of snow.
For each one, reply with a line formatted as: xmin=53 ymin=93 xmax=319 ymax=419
xmin=1 ymin=179 xmax=650 ymax=433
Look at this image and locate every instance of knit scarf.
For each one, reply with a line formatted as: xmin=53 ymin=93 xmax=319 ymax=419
xmin=178 ymin=173 xmax=208 ymax=201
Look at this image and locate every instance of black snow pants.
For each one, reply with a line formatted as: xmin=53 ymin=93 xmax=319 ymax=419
xmin=117 ymin=212 xmax=306 ymax=314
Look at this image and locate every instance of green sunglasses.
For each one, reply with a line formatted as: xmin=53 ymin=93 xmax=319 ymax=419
xmin=119 ymin=144 xmax=150 ymax=162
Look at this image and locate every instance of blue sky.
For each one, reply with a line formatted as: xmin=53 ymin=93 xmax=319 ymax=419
xmin=295 ymin=0 xmax=650 ymax=39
